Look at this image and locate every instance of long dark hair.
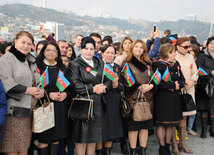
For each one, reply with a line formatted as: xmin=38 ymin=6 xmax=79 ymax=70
xmin=36 ymin=42 xmax=63 ymax=67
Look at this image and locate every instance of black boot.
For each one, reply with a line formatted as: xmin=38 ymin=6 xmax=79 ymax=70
xmin=120 ymin=143 xmax=129 ymax=154
xmin=37 ymin=146 xmax=49 ymax=155
xmin=209 ymin=118 xmax=214 ymax=137
xmin=49 ymin=144 xmax=59 ymax=155
xmin=103 ymin=148 xmax=111 ymax=155
xmin=159 ymin=145 xmax=167 ymax=155
xmin=130 ymin=148 xmax=137 ymax=155
xmin=201 ymin=118 xmax=208 ymax=138
xmin=165 ymin=143 xmax=172 ymax=155
xmin=96 ymin=149 xmax=104 ymax=155
xmin=139 ymin=147 xmax=147 ymax=155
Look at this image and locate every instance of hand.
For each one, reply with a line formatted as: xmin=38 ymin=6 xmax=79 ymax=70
xmin=25 ymin=87 xmax=40 ymax=96
xmin=211 ymin=70 xmax=214 ymax=76
xmin=33 ymin=89 xmax=44 ymax=99
xmin=185 ymin=79 xmax=195 ymax=90
xmin=49 ymin=92 xmax=60 ymax=101
xmin=154 ymin=27 xmax=160 ymax=38
xmin=93 ymin=84 xmax=107 ymax=95
xmin=112 ymin=78 xmax=119 ymax=88
xmin=58 ymin=92 xmax=67 ymax=101
xmin=149 ymin=30 xmax=155 ymax=40
xmin=141 ymin=84 xmax=154 ymax=93
xmin=175 ymin=81 xmax=180 ymax=90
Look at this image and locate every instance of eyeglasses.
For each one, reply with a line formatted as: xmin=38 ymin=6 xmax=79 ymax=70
xmin=45 ymin=49 xmax=58 ymax=53
xmin=180 ymin=45 xmax=191 ymax=49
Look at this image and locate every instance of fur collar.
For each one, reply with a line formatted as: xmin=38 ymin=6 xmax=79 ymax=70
xmin=130 ymin=56 xmax=148 ymax=72
xmin=10 ymin=45 xmax=26 ymax=62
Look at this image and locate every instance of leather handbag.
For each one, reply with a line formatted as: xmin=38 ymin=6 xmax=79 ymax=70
xmin=32 ymin=90 xmax=55 ymax=133
xmin=133 ymin=91 xmax=153 ymax=122
xmin=120 ymin=91 xmax=131 ymax=118
xmin=180 ymin=88 xmax=196 ymax=112
xmin=205 ymin=77 xmax=214 ymax=98
xmin=68 ymin=85 xmax=93 ymax=121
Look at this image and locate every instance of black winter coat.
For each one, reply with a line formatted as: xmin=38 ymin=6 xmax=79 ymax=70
xmin=68 ymin=56 xmax=112 ymax=143
xmin=196 ymin=49 xmax=214 ymax=110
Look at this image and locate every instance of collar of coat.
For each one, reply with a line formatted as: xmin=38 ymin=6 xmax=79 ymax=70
xmin=9 ymin=45 xmax=26 ymax=62
xmin=130 ymin=56 xmax=149 ymax=72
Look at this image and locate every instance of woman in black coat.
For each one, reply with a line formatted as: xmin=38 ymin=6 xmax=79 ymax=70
xmin=152 ymin=43 xmax=184 ymax=155
xmin=36 ymin=42 xmax=70 ymax=155
xmin=196 ymin=36 xmax=214 ymax=138
xmin=95 ymin=44 xmax=123 ymax=155
xmin=68 ymin=37 xmax=112 ymax=155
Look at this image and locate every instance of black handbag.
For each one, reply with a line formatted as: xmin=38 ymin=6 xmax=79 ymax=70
xmin=180 ymin=88 xmax=196 ymax=112
xmin=68 ymin=85 xmax=93 ymax=121
xmin=120 ymin=91 xmax=131 ymax=118
xmin=205 ymin=77 xmax=214 ymax=98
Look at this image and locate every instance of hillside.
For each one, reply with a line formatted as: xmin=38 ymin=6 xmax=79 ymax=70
xmin=0 ymin=3 xmax=211 ymax=43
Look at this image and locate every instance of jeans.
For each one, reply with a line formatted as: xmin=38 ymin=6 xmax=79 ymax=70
xmin=59 ymin=138 xmax=75 ymax=155
xmin=187 ymin=114 xmax=196 ymax=131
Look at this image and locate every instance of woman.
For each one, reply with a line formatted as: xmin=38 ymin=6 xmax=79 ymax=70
xmin=196 ymin=37 xmax=214 ymax=138
xmin=152 ymin=43 xmax=184 ymax=155
xmin=35 ymin=40 xmax=48 ymax=57
xmin=114 ymin=37 xmax=132 ymax=154
xmin=36 ymin=42 xmax=70 ymax=155
xmin=95 ymin=44 xmax=123 ymax=155
xmin=114 ymin=37 xmax=133 ymax=66
xmin=68 ymin=37 xmax=111 ymax=155
xmin=66 ymin=44 xmax=76 ymax=61
xmin=174 ymin=37 xmax=197 ymax=154
xmin=122 ymin=39 xmax=154 ymax=155
xmin=0 ymin=31 xmax=44 ymax=155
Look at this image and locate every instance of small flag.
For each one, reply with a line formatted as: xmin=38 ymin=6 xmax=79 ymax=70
xmin=150 ymin=69 xmax=161 ymax=85
xmin=161 ymin=67 xmax=171 ymax=83
xmin=197 ymin=67 xmax=208 ymax=76
xmin=56 ymin=71 xmax=70 ymax=92
xmin=39 ymin=67 xmax=49 ymax=89
xmin=104 ymin=64 xmax=118 ymax=81
xmin=122 ymin=63 xmax=135 ymax=87
xmin=90 ymin=70 xmax=98 ymax=76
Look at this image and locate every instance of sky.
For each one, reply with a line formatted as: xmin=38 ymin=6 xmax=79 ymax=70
xmin=1 ymin=0 xmax=214 ymax=22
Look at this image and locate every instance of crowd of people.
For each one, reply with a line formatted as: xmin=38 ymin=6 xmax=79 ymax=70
xmin=0 ymin=25 xmax=214 ymax=155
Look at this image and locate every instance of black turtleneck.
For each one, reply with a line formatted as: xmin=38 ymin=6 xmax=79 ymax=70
xmin=10 ymin=45 xmax=26 ymax=62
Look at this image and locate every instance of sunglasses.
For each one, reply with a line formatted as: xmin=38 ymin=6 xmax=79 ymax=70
xmin=45 ymin=49 xmax=58 ymax=53
xmin=180 ymin=45 xmax=191 ymax=49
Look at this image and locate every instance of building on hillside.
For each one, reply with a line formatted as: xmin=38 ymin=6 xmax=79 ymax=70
xmin=209 ymin=16 xmax=214 ymax=37
xmin=44 ymin=21 xmax=65 ymax=41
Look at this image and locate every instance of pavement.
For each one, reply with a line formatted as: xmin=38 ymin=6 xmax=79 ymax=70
xmin=111 ymin=117 xmax=214 ymax=155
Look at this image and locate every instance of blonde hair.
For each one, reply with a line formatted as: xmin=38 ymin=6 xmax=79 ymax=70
xmin=119 ymin=37 xmax=133 ymax=55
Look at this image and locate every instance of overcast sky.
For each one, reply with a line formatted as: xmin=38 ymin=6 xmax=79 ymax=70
xmin=1 ymin=0 xmax=214 ymax=22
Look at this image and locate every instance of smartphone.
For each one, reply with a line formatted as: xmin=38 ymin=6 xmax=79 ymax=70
xmin=32 ymin=25 xmax=41 ymax=31
xmin=153 ymin=24 xmax=157 ymax=32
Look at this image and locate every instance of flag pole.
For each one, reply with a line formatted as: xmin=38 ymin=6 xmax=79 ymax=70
xmin=148 ymin=68 xmax=158 ymax=84
xmin=101 ymin=62 xmax=106 ymax=84
xmin=120 ymin=62 xmax=127 ymax=73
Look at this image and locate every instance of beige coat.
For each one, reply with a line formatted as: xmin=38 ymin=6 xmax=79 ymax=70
xmin=175 ymin=52 xmax=198 ymax=116
xmin=114 ymin=52 xmax=127 ymax=67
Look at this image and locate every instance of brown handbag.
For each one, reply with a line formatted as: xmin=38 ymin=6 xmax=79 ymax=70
xmin=133 ymin=91 xmax=153 ymax=122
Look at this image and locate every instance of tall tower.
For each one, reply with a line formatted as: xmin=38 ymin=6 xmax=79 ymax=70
xmin=209 ymin=16 xmax=214 ymax=37
xmin=42 ymin=0 xmax=46 ymax=8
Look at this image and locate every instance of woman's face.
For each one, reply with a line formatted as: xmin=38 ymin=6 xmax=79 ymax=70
xmin=14 ymin=35 xmax=33 ymax=55
xmin=67 ymin=47 xmax=73 ymax=58
xmin=81 ymin=43 xmax=95 ymax=60
xmin=61 ymin=56 xmax=69 ymax=68
xmin=102 ymin=46 xmax=115 ymax=63
xmin=132 ymin=42 xmax=144 ymax=59
xmin=36 ymin=44 xmax=44 ymax=56
xmin=44 ymin=44 xmax=58 ymax=62
xmin=207 ymin=40 xmax=214 ymax=52
xmin=177 ymin=41 xmax=191 ymax=55
xmin=123 ymin=39 xmax=132 ymax=53
xmin=168 ymin=49 xmax=176 ymax=61
xmin=189 ymin=47 xmax=196 ymax=58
